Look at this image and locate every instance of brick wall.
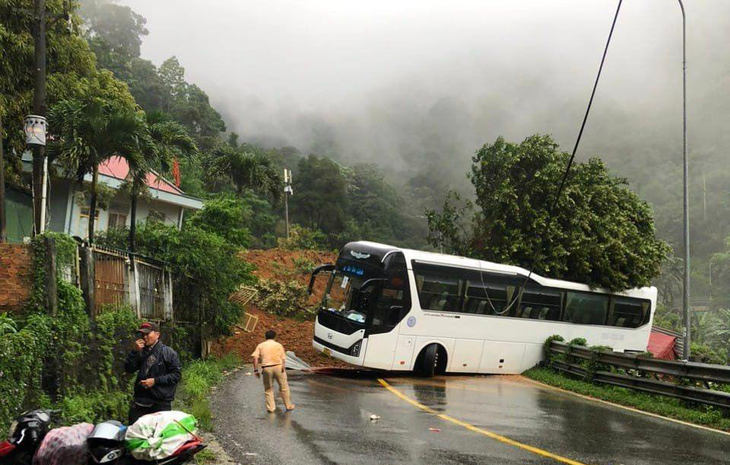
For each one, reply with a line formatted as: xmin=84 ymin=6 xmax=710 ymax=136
xmin=0 ymin=244 xmax=33 ymax=313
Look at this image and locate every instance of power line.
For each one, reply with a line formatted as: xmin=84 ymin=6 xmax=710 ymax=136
xmin=522 ymin=0 xmax=624 ymax=286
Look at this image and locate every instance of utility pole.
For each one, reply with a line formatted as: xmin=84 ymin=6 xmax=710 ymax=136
xmin=283 ymin=169 xmax=293 ymax=239
xmin=31 ymin=0 xmax=48 ymax=236
xmin=0 ymin=108 xmax=6 ymax=243
xmin=702 ymin=168 xmax=706 ymax=221
xmin=678 ymin=0 xmax=691 ymax=360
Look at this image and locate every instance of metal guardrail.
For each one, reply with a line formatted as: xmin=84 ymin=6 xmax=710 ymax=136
xmin=548 ymin=341 xmax=730 ymax=410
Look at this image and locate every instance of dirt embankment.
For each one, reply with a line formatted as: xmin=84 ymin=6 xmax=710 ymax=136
xmin=212 ymin=248 xmax=349 ymax=368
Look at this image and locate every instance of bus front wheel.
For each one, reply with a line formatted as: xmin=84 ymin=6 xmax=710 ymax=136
xmin=416 ymin=344 xmax=446 ymax=377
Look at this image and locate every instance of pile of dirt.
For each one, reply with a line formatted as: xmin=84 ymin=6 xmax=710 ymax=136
xmin=212 ymin=248 xmax=348 ymax=368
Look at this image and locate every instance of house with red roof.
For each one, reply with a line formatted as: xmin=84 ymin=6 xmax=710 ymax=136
xmin=21 ymin=154 xmax=203 ymax=240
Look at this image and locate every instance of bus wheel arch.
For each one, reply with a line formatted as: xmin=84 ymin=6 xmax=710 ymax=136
xmin=415 ymin=343 xmax=448 ymax=377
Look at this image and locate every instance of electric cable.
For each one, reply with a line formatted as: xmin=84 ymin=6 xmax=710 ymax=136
xmin=477 ymin=0 xmax=624 ymax=315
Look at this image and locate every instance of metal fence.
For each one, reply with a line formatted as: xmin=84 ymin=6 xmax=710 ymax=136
xmin=548 ymin=340 xmax=730 ymax=410
xmin=135 ymin=258 xmax=165 ymax=320
xmin=92 ymin=246 xmax=129 ymax=314
xmin=84 ymin=245 xmax=173 ymax=321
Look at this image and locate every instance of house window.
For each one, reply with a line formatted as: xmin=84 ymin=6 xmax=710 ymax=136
xmin=108 ymin=205 xmax=128 ymax=229
xmin=78 ymin=207 xmax=100 ymax=238
xmin=108 ymin=211 xmax=128 ymax=229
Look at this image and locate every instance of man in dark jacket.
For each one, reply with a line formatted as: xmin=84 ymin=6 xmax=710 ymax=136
xmin=124 ymin=322 xmax=182 ymax=424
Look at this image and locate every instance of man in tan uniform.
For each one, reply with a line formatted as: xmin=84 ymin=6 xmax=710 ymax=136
xmin=252 ymin=330 xmax=295 ymax=413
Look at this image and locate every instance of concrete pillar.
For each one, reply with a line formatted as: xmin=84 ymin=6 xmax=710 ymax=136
xmin=79 ymin=246 xmax=95 ymax=316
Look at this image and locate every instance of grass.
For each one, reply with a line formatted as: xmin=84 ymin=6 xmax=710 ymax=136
xmin=175 ymin=354 xmax=241 ymax=431
xmin=523 ymin=366 xmax=730 ymax=432
xmin=193 ymin=449 xmax=219 ymax=464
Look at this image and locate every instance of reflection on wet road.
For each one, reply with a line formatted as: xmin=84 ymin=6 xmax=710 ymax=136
xmin=211 ymin=369 xmax=730 ymax=465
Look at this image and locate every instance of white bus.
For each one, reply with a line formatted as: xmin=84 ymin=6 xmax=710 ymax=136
xmin=309 ymin=241 xmax=656 ymax=376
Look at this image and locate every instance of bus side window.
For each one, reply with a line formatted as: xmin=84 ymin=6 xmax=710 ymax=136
xmin=413 ymin=265 xmax=464 ymax=312
xmin=564 ymin=292 xmax=609 ymax=325
xmin=519 ymin=288 xmax=561 ymax=321
xmin=608 ymin=297 xmax=650 ymax=328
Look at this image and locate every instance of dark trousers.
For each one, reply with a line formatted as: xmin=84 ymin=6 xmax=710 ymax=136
xmin=128 ymin=400 xmax=172 ymax=425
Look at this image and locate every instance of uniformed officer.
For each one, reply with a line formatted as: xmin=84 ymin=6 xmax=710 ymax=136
xmin=252 ymin=330 xmax=295 ymax=413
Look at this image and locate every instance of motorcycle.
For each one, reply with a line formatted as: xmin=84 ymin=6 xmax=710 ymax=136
xmin=0 ymin=409 xmax=58 ymax=465
xmin=1 ymin=411 xmax=205 ymax=465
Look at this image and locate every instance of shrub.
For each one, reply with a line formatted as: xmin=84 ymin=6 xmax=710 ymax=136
xmin=278 ymin=224 xmax=327 ymax=251
xmin=176 ymin=355 xmax=240 ymax=431
xmin=255 ymin=279 xmax=312 ymax=318
xmin=293 ymin=257 xmax=317 ymax=274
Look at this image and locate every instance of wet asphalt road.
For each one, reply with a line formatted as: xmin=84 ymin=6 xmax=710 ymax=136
xmin=211 ymin=369 xmax=730 ymax=465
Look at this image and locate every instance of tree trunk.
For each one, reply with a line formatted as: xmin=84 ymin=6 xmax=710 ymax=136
xmin=129 ymin=189 xmax=138 ymax=252
xmin=89 ymin=166 xmax=98 ymax=243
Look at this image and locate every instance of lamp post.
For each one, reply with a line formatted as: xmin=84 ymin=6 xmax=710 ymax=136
xmin=677 ymin=0 xmax=691 ymax=360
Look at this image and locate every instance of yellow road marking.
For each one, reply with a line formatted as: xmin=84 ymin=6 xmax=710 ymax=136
xmin=378 ymin=378 xmax=590 ymax=465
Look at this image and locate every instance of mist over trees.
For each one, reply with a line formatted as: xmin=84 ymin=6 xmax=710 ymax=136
xmin=30 ymin=0 xmax=730 ymax=360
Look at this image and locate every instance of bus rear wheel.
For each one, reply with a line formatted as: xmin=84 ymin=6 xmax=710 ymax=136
xmin=416 ymin=344 xmax=446 ymax=377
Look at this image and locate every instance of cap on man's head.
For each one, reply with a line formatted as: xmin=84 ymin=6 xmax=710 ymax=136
xmin=137 ymin=322 xmax=159 ymax=334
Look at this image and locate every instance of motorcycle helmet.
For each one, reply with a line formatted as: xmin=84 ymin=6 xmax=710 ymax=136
xmin=87 ymin=421 xmax=127 ymax=464
xmin=9 ymin=410 xmax=53 ymax=451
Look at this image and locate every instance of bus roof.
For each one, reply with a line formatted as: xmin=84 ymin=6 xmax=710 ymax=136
xmin=350 ymin=241 xmax=657 ymax=301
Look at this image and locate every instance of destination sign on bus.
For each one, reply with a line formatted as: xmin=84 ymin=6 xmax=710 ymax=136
xmin=342 ymin=264 xmax=365 ymax=276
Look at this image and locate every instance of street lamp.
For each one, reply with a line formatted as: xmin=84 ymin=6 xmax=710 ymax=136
xmin=677 ymin=0 xmax=691 ymax=361
xmin=24 ymin=114 xmax=48 ymax=234
xmin=24 ymin=115 xmax=47 ymax=146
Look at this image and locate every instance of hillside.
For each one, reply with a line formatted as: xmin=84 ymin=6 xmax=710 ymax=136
xmin=212 ymin=249 xmax=349 ymax=368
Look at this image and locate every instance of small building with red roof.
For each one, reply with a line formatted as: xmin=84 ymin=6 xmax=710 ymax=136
xmin=21 ymin=154 xmax=203 ymax=240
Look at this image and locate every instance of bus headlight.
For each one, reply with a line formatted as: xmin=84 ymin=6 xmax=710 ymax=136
xmin=351 ymin=340 xmax=362 ymax=357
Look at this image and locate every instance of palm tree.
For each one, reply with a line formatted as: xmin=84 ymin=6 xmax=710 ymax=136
xmin=223 ymin=150 xmax=282 ymax=202
xmin=708 ymin=308 xmax=730 ymax=353
xmin=48 ymin=99 xmax=146 ymax=243
xmin=127 ymin=111 xmax=197 ymax=252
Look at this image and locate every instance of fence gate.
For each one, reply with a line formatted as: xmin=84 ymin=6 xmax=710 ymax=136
xmin=92 ymin=247 xmax=129 ymax=314
xmin=136 ymin=259 xmax=165 ymax=320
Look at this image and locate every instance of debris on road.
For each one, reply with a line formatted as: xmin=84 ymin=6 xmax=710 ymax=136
xmin=369 ymin=414 xmax=381 ymax=421
xmin=286 ymin=351 xmax=312 ymax=371
xmin=428 ymin=428 xmax=441 ymax=432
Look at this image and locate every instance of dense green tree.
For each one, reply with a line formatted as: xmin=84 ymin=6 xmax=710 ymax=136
xmin=187 ymin=195 xmax=252 ymax=248
xmin=291 ymin=155 xmax=349 ymax=240
xmin=0 ymin=0 xmax=135 ymax=181
xmin=427 ymin=135 xmax=670 ymax=291
xmin=79 ymin=0 xmax=148 ymax=77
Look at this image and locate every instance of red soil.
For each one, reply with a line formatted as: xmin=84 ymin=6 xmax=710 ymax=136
xmin=212 ymin=249 xmax=348 ymax=368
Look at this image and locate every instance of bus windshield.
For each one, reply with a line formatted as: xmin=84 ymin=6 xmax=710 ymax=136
xmin=323 ymin=270 xmax=379 ymax=324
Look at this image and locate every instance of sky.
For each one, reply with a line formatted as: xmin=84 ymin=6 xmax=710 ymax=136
xmin=120 ymin=0 xmax=730 ymax=181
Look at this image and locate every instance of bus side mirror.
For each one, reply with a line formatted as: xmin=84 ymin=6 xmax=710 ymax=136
xmin=308 ymin=264 xmax=335 ymax=295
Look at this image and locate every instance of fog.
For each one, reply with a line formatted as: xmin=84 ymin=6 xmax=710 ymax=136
xmin=121 ymin=0 xmax=730 ymax=183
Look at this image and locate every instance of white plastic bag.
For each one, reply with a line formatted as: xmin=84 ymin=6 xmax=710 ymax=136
xmin=125 ymin=411 xmax=197 ymax=461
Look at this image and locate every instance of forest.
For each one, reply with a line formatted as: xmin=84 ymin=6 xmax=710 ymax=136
xmin=2 ymin=0 xmax=730 ymax=362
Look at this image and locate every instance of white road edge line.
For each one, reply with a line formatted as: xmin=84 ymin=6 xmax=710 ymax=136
xmin=520 ymin=375 xmax=730 ymax=437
